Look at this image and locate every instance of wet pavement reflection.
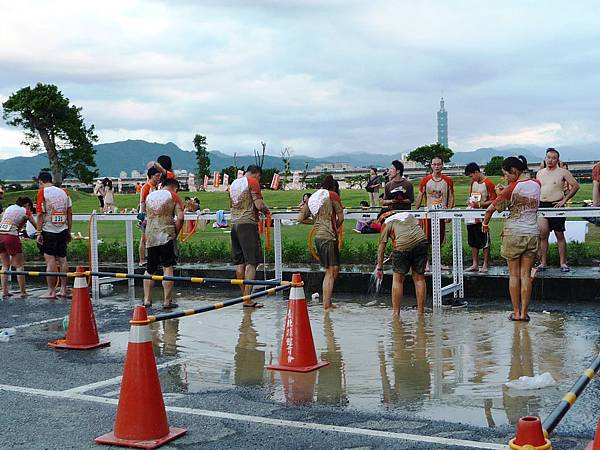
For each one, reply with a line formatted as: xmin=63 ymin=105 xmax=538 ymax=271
xmin=110 ymin=285 xmax=600 ymax=428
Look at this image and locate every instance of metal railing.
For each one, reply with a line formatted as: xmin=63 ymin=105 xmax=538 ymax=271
xmin=71 ymin=206 xmax=600 ymax=307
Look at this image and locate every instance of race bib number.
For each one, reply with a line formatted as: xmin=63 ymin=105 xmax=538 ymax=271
xmin=51 ymin=212 xmax=66 ymax=225
xmin=0 ymin=222 xmax=11 ymax=232
xmin=470 ymin=192 xmax=482 ymax=204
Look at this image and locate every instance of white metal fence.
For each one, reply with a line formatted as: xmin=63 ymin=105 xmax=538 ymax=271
xmin=75 ymin=207 xmax=600 ymax=308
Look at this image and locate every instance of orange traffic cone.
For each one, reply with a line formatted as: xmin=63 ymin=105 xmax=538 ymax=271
xmin=585 ymin=418 xmax=600 ymax=450
xmin=509 ymin=416 xmax=552 ymax=449
xmin=48 ymin=266 xmax=109 ymax=350
xmin=96 ymin=306 xmax=186 ymax=449
xmin=267 ymin=273 xmax=329 ymax=372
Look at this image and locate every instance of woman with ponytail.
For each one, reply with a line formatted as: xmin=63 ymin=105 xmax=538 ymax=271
xmin=482 ymin=156 xmax=541 ymax=321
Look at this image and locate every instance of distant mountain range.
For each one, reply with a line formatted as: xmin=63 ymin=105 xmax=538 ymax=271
xmin=0 ymin=139 xmax=597 ymax=180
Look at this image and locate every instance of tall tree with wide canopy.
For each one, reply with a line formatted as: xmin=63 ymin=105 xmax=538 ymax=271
xmin=2 ymin=83 xmax=98 ymax=185
xmin=407 ymin=143 xmax=454 ymax=169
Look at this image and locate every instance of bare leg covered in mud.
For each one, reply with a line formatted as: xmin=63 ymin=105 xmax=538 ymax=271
xmin=323 ymin=265 xmax=339 ymax=310
xmin=40 ymin=254 xmax=58 ymax=299
xmin=507 ymin=256 xmax=534 ymax=321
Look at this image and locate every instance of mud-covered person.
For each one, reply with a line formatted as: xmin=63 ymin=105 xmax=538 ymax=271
xmin=376 ymin=211 xmax=427 ymax=317
xmin=142 ymin=178 xmax=184 ymax=309
xmin=137 ymin=167 xmax=161 ymax=267
xmin=229 ymin=165 xmax=270 ymax=308
xmin=0 ymin=196 xmax=37 ymax=298
xmin=35 ymin=171 xmax=72 ymax=299
xmin=482 ymin=156 xmax=540 ymax=322
xmin=297 ymin=175 xmax=344 ymax=310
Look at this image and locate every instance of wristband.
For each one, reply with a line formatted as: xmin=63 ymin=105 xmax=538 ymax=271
xmin=482 ymin=223 xmax=489 ymax=230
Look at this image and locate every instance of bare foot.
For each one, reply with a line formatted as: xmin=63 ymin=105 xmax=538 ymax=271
xmin=56 ymin=292 xmax=68 ymax=298
xmin=480 ymin=266 xmax=489 ymax=273
xmin=2 ymin=291 xmax=13 ymax=297
xmin=18 ymin=292 xmax=28 ymax=298
xmin=465 ymin=265 xmax=479 ymax=272
xmin=40 ymin=293 xmax=57 ymax=299
xmin=324 ymin=304 xmax=337 ymax=311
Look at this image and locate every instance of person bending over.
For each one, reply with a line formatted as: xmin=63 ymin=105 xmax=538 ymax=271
xmin=376 ymin=211 xmax=427 ymax=317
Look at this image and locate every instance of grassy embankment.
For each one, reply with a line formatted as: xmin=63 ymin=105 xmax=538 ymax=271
xmin=4 ymin=177 xmax=599 ymax=267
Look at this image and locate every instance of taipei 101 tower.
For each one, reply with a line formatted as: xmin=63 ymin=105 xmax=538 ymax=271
xmin=437 ymin=97 xmax=448 ymax=148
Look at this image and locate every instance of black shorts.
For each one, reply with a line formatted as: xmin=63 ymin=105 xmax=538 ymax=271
xmin=392 ymin=241 xmax=428 ymax=275
xmin=231 ymin=223 xmax=262 ymax=266
xmin=540 ymin=201 xmax=566 ymax=232
xmin=41 ymin=230 xmax=69 ymax=258
xmin=147 ymin=240 xmax=178 ymax=274
xmin=467 ymin=223 xmax=490 ymax=249
xmin=315 ymin=238 xmax=341 ymax=268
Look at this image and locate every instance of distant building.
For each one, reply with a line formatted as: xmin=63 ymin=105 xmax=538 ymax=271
xmin=119 ymin=171 xmax=128 ymax=179
xmin=437 ymin=97 xmax=448 ymax=148
xmin=131 ymin=170 xmax=141 ymax=178
xmin=313 ymin=162 xmax=356 ymax=172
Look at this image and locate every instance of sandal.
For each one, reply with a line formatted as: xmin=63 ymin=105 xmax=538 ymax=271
xmin=243 ymin=302 xmax=264 ymax=308
xmin=143 ymin=302 xmax=152 ymax=308
xmin=535 ymin=265 xmax=547 ymax=272
xmin=521 ymin=314 xmax=531 ymax=322
xmin=560 ymin=266 xmax=570 ymax=273
xmin=162 ymin=303 xmax=179 ymax=310
xmin=509 ymin=313 xmax=520 ymax=321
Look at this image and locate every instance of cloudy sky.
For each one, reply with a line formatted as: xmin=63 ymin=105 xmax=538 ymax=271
xmin=1 ymin=0 xmax=599 ymax=159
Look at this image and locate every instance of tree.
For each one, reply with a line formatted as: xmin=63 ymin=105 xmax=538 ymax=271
xmin=280 ymin=147 xmax=292 ymax=189
xmin=305 ymin=172 xmax=332 ymax=189
xmin=221 ymin=165 xmax=244 ymax=182
xmin=346 ymin=174 xmax=368 ymax=189
xmin=407 ymin=143 xmax=454 ymax=169
xmin=193 ymin=134 xmax=211 ymax=179
xmin=259 ymin=167 xmax=279 ymax=189
xmin=2 ymin=83 xmax=98 ymax=185
xmin=484 ymin=156 xmax=504 ymax=176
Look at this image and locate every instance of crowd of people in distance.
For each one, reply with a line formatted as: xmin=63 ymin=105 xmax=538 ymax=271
xmin=0 ymin=149 xmax=599 ymax=323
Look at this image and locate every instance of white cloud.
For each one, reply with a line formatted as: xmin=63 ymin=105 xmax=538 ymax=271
xmin=1 ymin=0 xmax=600 ymax=159
xmin=457 ymin=122 xmax=600 ymax=149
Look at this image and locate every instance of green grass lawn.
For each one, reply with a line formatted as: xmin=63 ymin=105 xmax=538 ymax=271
xmin=5 ymin=178 xmax=599 ymax=266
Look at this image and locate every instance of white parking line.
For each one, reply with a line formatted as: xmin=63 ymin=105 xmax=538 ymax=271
xmin=62 ymin=358 xmax=188 ymax=394
xmin=14 ymin=317 xmax=64 ymax=329
xmin=0 ymin=383 xmax=506 ymax=449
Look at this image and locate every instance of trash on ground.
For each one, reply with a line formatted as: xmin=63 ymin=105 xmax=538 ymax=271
xmin=505 ymin=372 xmax=557 ymax=390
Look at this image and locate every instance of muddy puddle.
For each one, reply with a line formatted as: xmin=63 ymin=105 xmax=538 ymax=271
xmin=96 ymin=284 xmax=600 ymax=428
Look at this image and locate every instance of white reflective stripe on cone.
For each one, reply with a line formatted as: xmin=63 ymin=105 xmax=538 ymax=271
xmin=289 ymin=287 xmax=305 ymax=300
xmin=129 ymin=325 xmax=151 ymax=343
xmin=74 ymin=277 xmax=88 ymax=288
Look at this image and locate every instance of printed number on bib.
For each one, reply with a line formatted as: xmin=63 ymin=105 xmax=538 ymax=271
xmin=51 ymin=212 xmax=66 ymax=225
xmin=0 ymin=222 xmax=11 ymax=232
